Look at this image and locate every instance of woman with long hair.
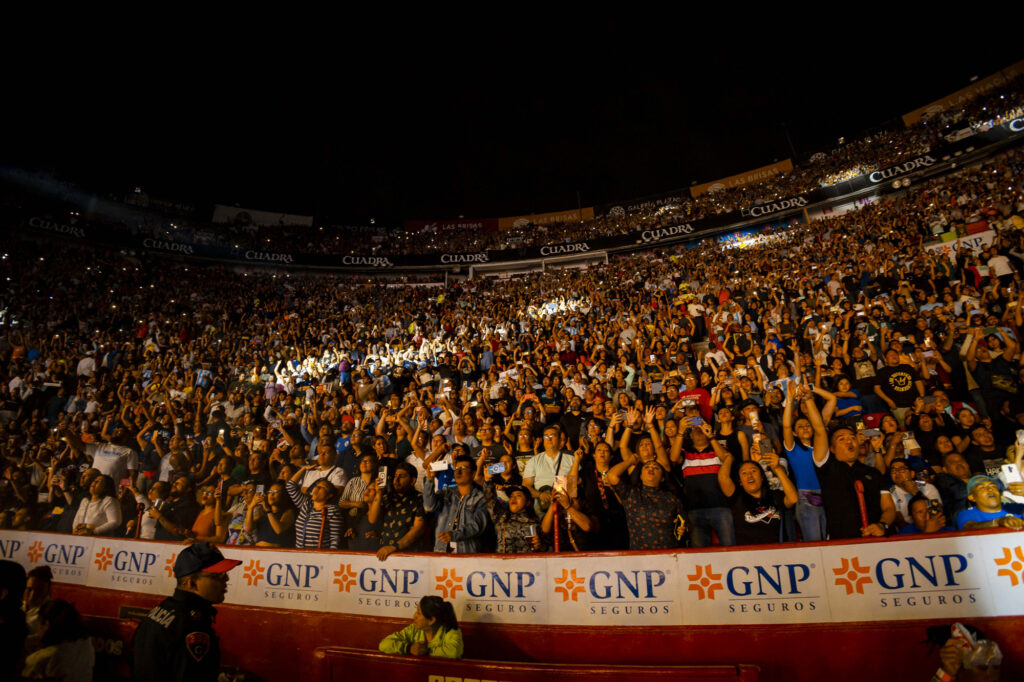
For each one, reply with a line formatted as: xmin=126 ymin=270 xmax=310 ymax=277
xmin=339 ymin=453 xmax=379 ymax=551
xmin=286 ymin=469 xmax=342 ymax=549
xmin=245 ymin=481 xmax=297 ymax=548
xmin=379 ymin=596 xmax=463 ymax=659
xmin=71 ymin=474 xmax=121 ymax=536
xmin=188 ymin=484 xmax=230 ymax=544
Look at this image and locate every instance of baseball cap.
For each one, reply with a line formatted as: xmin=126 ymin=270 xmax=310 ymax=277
xmin=173 ymin=542 xmax=242 ymax=578
xmin=504 ymin=484 xmax=531 ymax=500
xmin=967 ymin=474 xmax=999 ymax=495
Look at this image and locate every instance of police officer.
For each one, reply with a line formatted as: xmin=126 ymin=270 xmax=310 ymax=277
xmin=131 ymin=542 xmax=241 ymax=681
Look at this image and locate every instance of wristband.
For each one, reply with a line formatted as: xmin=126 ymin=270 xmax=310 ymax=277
xmin=932 ymin=668 xmax=954 ymax=682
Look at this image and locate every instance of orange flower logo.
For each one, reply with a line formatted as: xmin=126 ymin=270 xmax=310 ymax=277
xmin=687 ymin=564 xmax=723 ymax=601
xmin=994 ymin=546 xmax=1024 ymax=587
xmin=435 ymin=568 xmax=464 ymax=599
xmin=553 ymin=568 xmax=587 ymax=602
xmin=242 ymin=559 xmax=266 ymax=587
xmin=833 ymin=557 xmax=872 ymax=595
xmin=27 ymin=541 xmax=44 ymax=564
xmin=165 ymin=554 xmax=177 ymax=579
xmin=93 ymin=547 xmax=114 ymax=571
xmin=334 ymin=563 xmax=358 ymax=592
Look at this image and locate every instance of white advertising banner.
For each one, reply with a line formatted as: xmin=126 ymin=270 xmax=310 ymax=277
xmin=676 ymin=546 xmax=832 ymax=625
xmin=544 ymin=553 xmax=682 ymax=626
xmin=2 ymin=531 xmax=1023 ymax=627
xmin=0 ymin=531 xmax=95 ymax=585
xmin=85 ymin=538 xmax=178 ymax=595
xmin=923 ymin=230 xmax=995 ymax=262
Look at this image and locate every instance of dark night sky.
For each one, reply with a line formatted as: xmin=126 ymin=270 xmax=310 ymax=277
xmin=5 ymin=25 xmax=1021 ymax=226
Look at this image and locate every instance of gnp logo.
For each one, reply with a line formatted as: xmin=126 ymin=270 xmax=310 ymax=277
xmin=832 ymin=553 xmax=975 ymax=609
xmin=242 ymin=558 xmax=321 ymax=603
xmin=0 ymin=537 xmax=22 ymax=559
xmin=993 ymin=546 xmax=1024 ymax=586
xmin=26 ymin=540 xmax=87 ymax=579
xmin=553 ymin=567 xmax=672 ymax=617
xmin=93 ymin=546 xmax=159 ymax=586
xmin=335 ymin=562 xmax=422 ymax=609
xmin=443 ymin=568 xmax=541 ymax=615
xmin=687 ymin=562 xmax=817 ymax=614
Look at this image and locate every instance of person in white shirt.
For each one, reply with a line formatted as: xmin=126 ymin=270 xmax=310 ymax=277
xmin=76 ymin=352 xmax=97 ymax=378
xmin=300 ymin=444 xmax=348 ymax=494
xmin=72 ymin=475 xmax=122 ymax=536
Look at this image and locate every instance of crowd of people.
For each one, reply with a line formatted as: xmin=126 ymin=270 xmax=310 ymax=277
xmin=2 ymin=138 xmax=1024 ymax=561
xmin=10 ymin=76 xmax=1024 ymax=261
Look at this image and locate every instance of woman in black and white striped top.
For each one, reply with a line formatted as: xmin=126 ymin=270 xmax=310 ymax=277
xmin=286 ymin=470 xmax=343 ymax=549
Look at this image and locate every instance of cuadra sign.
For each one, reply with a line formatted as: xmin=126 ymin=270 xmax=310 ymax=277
xmin=539 ymin=243 xmax=590 ymax=256
xmin=245 ymin=251 xmax=295 ymax=264
xmin=740 ymin=197 xmax=809 ymax=218
xmin=640 ymin=225 xmax=695 ymax=243
xmin=440 ymin=253 xmax=489 ymax=264
xmin=2 ymin=531 xmax=1022 ymax=628
xmin=869 ymin=155 xmax=938 ymax=183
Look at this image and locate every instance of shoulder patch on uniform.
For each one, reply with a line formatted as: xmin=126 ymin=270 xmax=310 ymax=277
xmin=185 ymin=632 xmax=211 ymax=662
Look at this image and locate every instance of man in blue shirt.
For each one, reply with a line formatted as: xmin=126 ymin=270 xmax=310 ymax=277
xmin=956 ymin=475 xmax=1024 ymax=530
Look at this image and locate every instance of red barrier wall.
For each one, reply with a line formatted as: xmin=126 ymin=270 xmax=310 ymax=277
xmin=56 ymin=582 xmax=1023 ymax=682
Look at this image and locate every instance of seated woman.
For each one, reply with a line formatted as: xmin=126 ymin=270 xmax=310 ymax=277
xmin=379 ymin=596 xmax=463 ymax=659
xmin=71 ymin=475 xmax=121 ymax=537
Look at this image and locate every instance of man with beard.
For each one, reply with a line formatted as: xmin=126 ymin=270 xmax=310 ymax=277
xmin=149 ymin=476 xmax=201 ymax=541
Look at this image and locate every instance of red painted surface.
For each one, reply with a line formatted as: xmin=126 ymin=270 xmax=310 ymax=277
xmin=315 ymin=647 xmax=760 ymax=681
xmin=56 ymin=582 xmax=1023 ymax=682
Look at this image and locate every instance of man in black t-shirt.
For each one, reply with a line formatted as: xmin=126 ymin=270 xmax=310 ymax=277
xmin=813 ymin=425 xmax=896 ymax=540
xmin=874 ymin=349 xmax=924 ymax=426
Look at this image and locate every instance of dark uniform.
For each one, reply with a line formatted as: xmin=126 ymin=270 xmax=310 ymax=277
xmin=132 ymin=588 xmax=221 ymax=681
